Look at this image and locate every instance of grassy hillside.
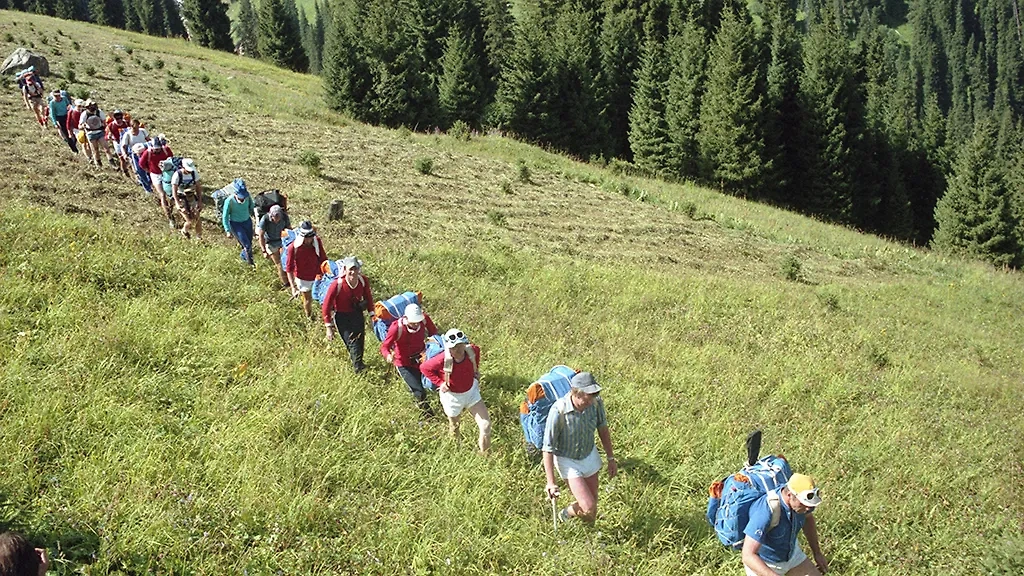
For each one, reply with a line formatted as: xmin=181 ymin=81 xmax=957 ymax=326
xmin=2 ymin=11 xmax=1023 ymax=575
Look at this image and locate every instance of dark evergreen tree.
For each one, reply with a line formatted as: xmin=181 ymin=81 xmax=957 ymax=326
xmin=182 ymin=0 xmax=232 ymax=51
xmin=259 ymin=0 xmax=309 ymax=72
xmin=233 ymin=0 xmax=260 ymax=56
xmin=477 ymin=0 xmax=514 ymax=106
xmin=438 ymin=22 xmax=485 ymax=128
xmin=696 ymin=4 xmax=766 ymax=195
xmin=933 ymin=120 xmax=1021 ymax=267
xmin=664 ymin=15 xmax=705 ymax=180
xmin=322 ymin=0 xmax=371 ymax=116
xmin=309 ymin=2 xmax=328 ymax=73
xmin=89 ymin=0 xmax=124 ymax=28
xmin=493 ymin=14 xmax=553 ymax=142
xmin=761 ymin=0 xmax=802 ymax=205
xmin=163 ymin=0 xmax=186 ymax=37
xmin=599 ymin=0 xmax=644 ymax=159
xmin=628 ymin=35 xmax=672 ymax=174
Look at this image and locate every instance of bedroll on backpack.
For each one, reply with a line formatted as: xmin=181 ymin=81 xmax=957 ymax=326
xmin=311 ymin=260 xmax=340 ymax=304
xmin=372 ymin=291 xmax=423 ymax=342
xmin=419 ymin=337 xmax=480 ymax=392
xmin=253 ymin=190 xmax=287 ymax=220
xmin=519 ymin=366 xmax=578 ymax=451
xmin=707 ymin=454 xmax=792 ymax=549
xmin=212 ymin=179 xmax=247 ymax=222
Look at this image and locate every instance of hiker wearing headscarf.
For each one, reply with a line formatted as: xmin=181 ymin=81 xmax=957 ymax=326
xmin=285 ymin=220 xmax=327 ymax=318
xmin=422 ymin=329 xmax=491 ymax=453
xmin=138 ymin=135 xmax=173 ymax=218
xmin=257 ymin=205 xmax=292 ymax=290
xmin=322 ymin=256 xmax=374 ymax=373
xmin=222 ymin=183 xmax=256 ymax=265
xmin=542 ymin=372 xmax=617 ymax=524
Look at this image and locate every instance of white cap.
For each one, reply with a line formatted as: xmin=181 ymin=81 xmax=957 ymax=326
xmin=404 ymin=304 xmax=424 ymax=323
xmin=443 ymin=328 xmax=468 ymax=349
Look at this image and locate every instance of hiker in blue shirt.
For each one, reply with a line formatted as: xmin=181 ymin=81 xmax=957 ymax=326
xmin=743 ymin=474 xmax=828 ymax=576
xmin=542 ymin=372 xmax=617 ymax=524
xmin=46 ymin=90 xmax=76 ymax=152
xmin=223 ymin=184 xmax=256 ymax=265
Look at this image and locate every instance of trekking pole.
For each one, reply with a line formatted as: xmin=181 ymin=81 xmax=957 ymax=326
xmin=550 ymin=496 xmax=558 ymax=533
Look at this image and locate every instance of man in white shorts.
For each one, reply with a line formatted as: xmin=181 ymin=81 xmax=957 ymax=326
xmin=742 ymin=474 xmax=829 ymax=575
xmin=542 ymin=372 xmax=618 ymax=523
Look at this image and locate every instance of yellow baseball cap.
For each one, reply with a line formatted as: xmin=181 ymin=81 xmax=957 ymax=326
xmin=787 ymin=473 xmax=822 ymax=507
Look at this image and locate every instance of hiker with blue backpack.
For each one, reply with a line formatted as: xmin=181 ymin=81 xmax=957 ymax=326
xmin=256 ymin=205 xmax=292 ymax=290
xmin=287 ymin=221 xmax=328 ymax=316
xmin=379 ymin=303 xmax=439 ymax=416
xmin=706 ymin=432 xmax=828 ymax=575
xmin=541 ymin=372 xmax=617 ymax=524
xmin=322 ymin=256 xmax=374 ymax=372
xmin=223 ymin=182 xmax=256 ymax=265
xmin=46 ymin=89 xmax=77 ymax=153
xmin=422 ymin=329 xmax=491 ymax=453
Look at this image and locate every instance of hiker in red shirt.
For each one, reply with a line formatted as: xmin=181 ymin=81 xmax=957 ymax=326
xmin=380 ymin=303 xmax=439 ymax=416
xmin=105 ymin=110 xmax=131 ymax=177
xmin=322 ymin=256 xmax=374 ymax=373
xmin=422 ymin=329 xmax=491 ymax=453
xmin=138 ymin=136 xmax=173 ymax=221
xmin=65 ymin=99 xmax=86 ymax=159
xmin=284 ymin=220 xmax=327 ymax=319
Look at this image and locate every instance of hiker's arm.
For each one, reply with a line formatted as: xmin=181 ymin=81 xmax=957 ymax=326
xmin=741 ymin=537 xmax=777 ymax=576
xmin=597 ymin=425 xmax=617 ymax=478
xmin=363 ymin=282 xmax=375 ymax=315
xmin=424 ymin=315 xmax=439 ymax=337
xmin=803 ymin=513 xmax=828 ymax=573
xmin=542 ymin=451 xmax=559 ymax=498
xmin=222 ymin=198 xmax=231 ymax=234
xmin=380 ymin=322 xmax=396 ymax=363
xmin=256 ymin=222 xmax=268 ymax=254
xmin=322 ymin=283 xmax=336 ymax=332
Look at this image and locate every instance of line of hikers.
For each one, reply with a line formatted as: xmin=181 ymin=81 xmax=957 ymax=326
xmin=12 ymin=74 xmax=828 ymax=576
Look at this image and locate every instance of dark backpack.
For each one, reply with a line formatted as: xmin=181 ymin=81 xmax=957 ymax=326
xmin=253 ymin=190 xmax=287 ymax=219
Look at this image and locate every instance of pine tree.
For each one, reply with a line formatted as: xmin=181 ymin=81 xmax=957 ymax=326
xmin=493 ymin=14 xmax=552 ymax=142
xmin=477 ymin=0 xmax=514 ymax=108
xmin=163 ymin=0 xmax=186 ymax=37
xmin=259 ymin=0 xmax=309 ymax=72
xmin=309 ymin=2 xmax=328 ymax=73
xmin=599 ymin=0 xmax=644 ymax=160
xmin=89 ymin=0 xmax=124 ymax=28
xmin=182 ymin=0 xmax=232 ymax=51
xmin=438 ymin=22 xmax=485 ymax=128
xmin=761 ymin=0 xmax=802 ymax=205
xmin=696 ymin=4 xmax=766 ymax=196
xmin=628 ymin=35 xmax=672 ymax=174
xmin=663 ymin=13 xmax=705 ymax=180
xmin=233 ymin=0 xmax=259 ymax=56
xmin=933 ymin=120 xmax=1021 ymax=267
xmin=322 ymin=0 xmax=371 ymax=116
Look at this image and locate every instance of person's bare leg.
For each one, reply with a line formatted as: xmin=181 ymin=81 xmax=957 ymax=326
xmin=565 ymin=473 xmax=599 ymax=523
xmin=783 ymin=559 xmax=822 ymax=576
xmin=271 ymin=251 xmax=287 ymax=286
xmin=468 ymin=401 xmax=491 ymax=453
xmin=448 ymin=413 xmax=461 ymax=437
xmin=301 ymin=292 xmax=313 ymax=318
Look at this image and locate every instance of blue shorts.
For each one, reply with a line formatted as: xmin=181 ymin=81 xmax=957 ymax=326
xmin=86 ymin=130 xmax=104 ymax=142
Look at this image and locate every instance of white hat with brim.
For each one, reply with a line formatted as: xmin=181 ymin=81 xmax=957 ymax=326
xmin=570 ymin=372 xmax=602 ymax=395
xmin=404 ymin=303 xmax=425 ymax=323
xmin=181 ymin=158 xmax=196 ymax=172
xmin=443 ymin=328 xmax=469 ymax=349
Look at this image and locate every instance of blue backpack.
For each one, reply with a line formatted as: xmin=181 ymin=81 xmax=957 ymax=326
xmin=311 ymin=260 xmax=341 ymax=304
xmin=706 ymin=454 xmax=792 ymax=549
xmin=371 ymin=291 xmax=422 ymax=342
xmin=519 ymin=366 xmax=577 ymax=450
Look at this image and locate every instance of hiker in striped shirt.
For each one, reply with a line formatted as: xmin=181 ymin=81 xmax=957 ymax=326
xmin=542 ymin=372 xmax=618 ymax=524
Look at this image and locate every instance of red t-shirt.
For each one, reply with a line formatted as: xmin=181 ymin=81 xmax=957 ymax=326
xmin=139 ymin=145 xmax=172 ymax=175
xmin=421 ymin=345 xmax=481 ymax=393
xmin=321 ymin=274 xmax=374 ymax=324
xmin=379 ymin=315 xmax=439 ymax=367
xmin=107 ymin=118 xmax=129 ymax=142
xmin=66 ymin=109 xmax=80 ymax=134
xmin=284 ymin=237 xmax=326 ymax=281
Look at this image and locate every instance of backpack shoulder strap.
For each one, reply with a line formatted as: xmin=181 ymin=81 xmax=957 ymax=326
xmin=767 ymin=490 xmax=783 ymax=531
xmin=467 ymin=346 xmax=478 ymax=374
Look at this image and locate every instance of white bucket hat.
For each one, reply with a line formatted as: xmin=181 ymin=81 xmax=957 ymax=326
xmin=404 ymin=303 xmax=425 ymax=323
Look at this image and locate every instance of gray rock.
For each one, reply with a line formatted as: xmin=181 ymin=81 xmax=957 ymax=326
xmin=2 ymin=48 xmax=50 ymax=76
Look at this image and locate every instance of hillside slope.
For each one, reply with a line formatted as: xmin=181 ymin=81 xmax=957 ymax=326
xmin=1 ymin=12 xmax=1023 ymax=575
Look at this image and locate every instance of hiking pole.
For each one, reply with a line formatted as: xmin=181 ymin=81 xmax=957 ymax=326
xmin=550 ymin=497 xmax=558 ymax=533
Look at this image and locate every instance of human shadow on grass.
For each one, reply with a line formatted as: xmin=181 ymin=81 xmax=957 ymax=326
xmin=611 ymin=508 xmax=712 ymax=552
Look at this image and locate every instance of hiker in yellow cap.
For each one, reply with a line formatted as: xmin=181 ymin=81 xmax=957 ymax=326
xmin=742 ymin=473 xmax=828 ymax=576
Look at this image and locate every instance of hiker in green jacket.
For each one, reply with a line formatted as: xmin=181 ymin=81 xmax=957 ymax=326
xmin=222 ymin=184 xmax=255 ymax=265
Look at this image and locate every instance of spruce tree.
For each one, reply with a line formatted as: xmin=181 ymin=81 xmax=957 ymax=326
xmin=309 ymin=2 xmax=327 ymax=73
xmin=664 ymin=14 xmax=706 ymax=181
xmin=163 ymin=0 xmax=186 ymax=37
xmin=233 ymin=0 xmax=259 ymax=57
xmin=628 ymin=35 xmax=672 ymax=174
xmin=322 ymin=0 xmax=371 ymax=116
xmin=600 ymin=0 xmax=644 ymax=160
xmin=259 ymin=0 xmax=309 ymax=72
xmin=438 ymin=22 xmax=485 ymax=128
xmin=761 ymin=0 xmax=802 ymax=205
xmin=493 ymin=15 xmax=552 ymax=142
xmin=933 ymin=121 xmax=1021 ymax=267
xmin=182 ymin=0 xmax=232 ymax=51
xmin=696 ymin=4 xmax=766 ymax=196
xmin=88 ymin=0 xmax=124 ymax=28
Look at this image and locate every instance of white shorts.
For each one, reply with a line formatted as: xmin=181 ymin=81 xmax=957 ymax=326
xmin=554 ymin=446 xmax=602 ymax=479
xmin=295 ymin=278 xmax=315 ymax=293
xmin=439 ymin=380 xmax=482 ymax=417
xmin=744 ymin=545 xmax=807 ymax=576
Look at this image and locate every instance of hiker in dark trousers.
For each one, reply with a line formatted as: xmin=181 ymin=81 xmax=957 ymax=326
xmin=742 ymin=474 xmax=828 ymax=576
xmin=222 ymin=184 xmax=255 ymax=265
xmin=0 ymin=530 xmax=49 ymax=575
xmin=542 ymin=372 xmax=617 ymax=524
xmin=47 ymin=90 xmax=76 ymax=153
xmin=380 ymin=303 xmax=439 ymax=416
xmin=322 ymin=256 xmax=374 ymax=373
xmin=285 ymin=221 xmax=327 ymax=317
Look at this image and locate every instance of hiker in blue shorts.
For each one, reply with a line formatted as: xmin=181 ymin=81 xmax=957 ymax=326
xmin=742 ymin=474 xmax=828 ymax=576
xmin=257 ymin=204 xmax=291 ymax=289
xmin=542 ymin=372 xmax=617 ymax=524
xmin=223 ymin=184 xmax=256 ymax=265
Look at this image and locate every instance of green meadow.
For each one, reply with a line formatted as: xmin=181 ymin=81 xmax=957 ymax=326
xmin=1 ymin=11 xmax=1023 ymax=575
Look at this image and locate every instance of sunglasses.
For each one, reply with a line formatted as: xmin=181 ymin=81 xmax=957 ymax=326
xmin=798 ymin=488 xmax=819 ymax=503
xmin=445 ymin=331 xmax=466 ymax=342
